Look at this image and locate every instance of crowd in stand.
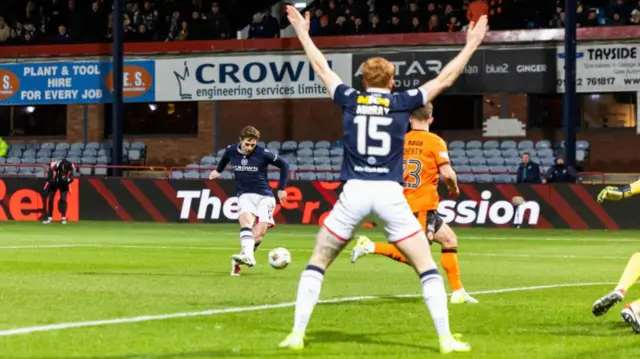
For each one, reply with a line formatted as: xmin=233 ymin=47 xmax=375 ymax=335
xmin=1 ymin=0 xmax=640 ymax=46
xmin=0 ymin=0 xmax=233 ymax=46
xmin=307 ymin=0 xmax=640 ymax=37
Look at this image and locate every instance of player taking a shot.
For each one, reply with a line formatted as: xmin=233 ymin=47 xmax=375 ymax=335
xmin=350 ymin=103 xmax=478 ymax=304
xmin=209 ymin=126 xmax=289 ymax=276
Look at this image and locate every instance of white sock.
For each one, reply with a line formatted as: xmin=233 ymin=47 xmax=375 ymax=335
xmin=239 ymin=227 xmax=255 ymax=256
xmin=292 ymin=266 xmax=325 ymax=333
xmin=421 ymin=269 xmax=451 ymax=337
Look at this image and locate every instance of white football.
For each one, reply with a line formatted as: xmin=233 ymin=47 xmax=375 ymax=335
xmin=268 ymin=248 xmax=291 ymax=269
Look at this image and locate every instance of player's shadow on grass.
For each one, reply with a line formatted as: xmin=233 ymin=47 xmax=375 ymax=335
xmin=76 ymin=271 xmax=269 ymax=278
xmin=308 ymin=330 xmax=437 ymax=352
xmin=535 ymin=320 xmax=630 ymax=337
xmin=29 ymin=349 xmax=328 ymax=359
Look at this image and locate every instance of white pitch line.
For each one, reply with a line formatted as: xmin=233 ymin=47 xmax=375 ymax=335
xmin=0 ymin=282 xmax=614 ymax=337
xmin=0 ymin=244 xmax=630 ymax=260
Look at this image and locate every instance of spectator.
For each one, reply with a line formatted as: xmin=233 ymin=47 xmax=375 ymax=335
xmin=631 ymin=8 xmax=640 ymax=23
xmin=334 ymin=15 xmax=353 ymax=35
xmin=611 ymin=12 xmax=626 ymax=25
xmin=353 ymin=16 xmax=367 ymax=34
xmin=542 ymin=156 xmax=578 ymax=184
xmin=262 ymin=9 xmax=280 ymax=38
xmin=203 ymin=2 xmax=229 ymax=39
xmin=447 ymin=15 xmax=462 ymax=32
xmin=0 ymin=17 xmax=10 ymax=44
xmin=403 ymin=1 xmax=421 ymax=26
xmin=516 ymin=152 xmax=542 ymax=184
xmin=313 ymin=15 xmax=332 ymax=36
xmin=84 ymin=1 xmax=106 ymax=43
xmin=54 ymin=24 xmax=70 ymax=43
xmin=585 ymin=9 xmax=600 ymax=26
xmin=135 ymin=23 xmax=154 ymax=42
xmin=388 ymin=15 xmax=403 ymax=33
xmin=310 ymin=8 xmax=325 ymax=34
xmin=175 ymin=21 xmax=189 ymax=41
xmin=325 ymin=0 xmax=340 ymax=24
xmin=248 ymin=13 xmax=266 ymax=39
xmin=467 ymin=0 xmax=489 ymax=24
xmin=0 ymin=137 xmax=7 ymax=158
xmin=409 ymin=16 xmax=423 ymax=32
xmin=369 ymin=13 xmax=385 ymax=34
xmin=550 ymin=10 xmax=566 ymax=27
xmin=189 ymin=12 xmax=205 ymax=40
xmin=165 ymin=11 xmax=181 ymax=41
xmin=426 ymin=14 xmax=443 ymax=32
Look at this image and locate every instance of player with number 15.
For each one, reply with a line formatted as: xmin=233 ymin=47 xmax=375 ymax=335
xmin=279 ymin=4 xmax=488 ymax=354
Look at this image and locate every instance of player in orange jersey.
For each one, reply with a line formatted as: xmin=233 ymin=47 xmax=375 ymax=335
xmin=350 ymin=102 xmax=478 ymax=304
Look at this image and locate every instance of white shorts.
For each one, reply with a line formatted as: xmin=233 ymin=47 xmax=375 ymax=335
xmin=238 ymin=193 xmax=276 ymax=227
xmin=323 ymin=180 xmax=423 ymax=242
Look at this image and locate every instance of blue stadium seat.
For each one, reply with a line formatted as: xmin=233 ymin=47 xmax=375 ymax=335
xmin=331 ymin=140 xmax=344 ymax=148
xmin=267 ymin=141 xmax=281 ymax=150
xmin=454 ymin=164 xmax=472 ymax=173
xmin=487 ymin=157 xmax=505 ymax=166
xmin=314 ymin=156 xmax=331 ymax=165
xmin=535 ymin=140 xmax=551 ymax=150
xmin=298 ymin=141 xmax=314 ymax=149
xmin=505 ymin=157 xmax=521 ymax=167
xmin=469 ymin=157 xmax=487 ymax=166
xmin=483 ymin=149 xmax=502 ymax=158
xmin=536 ymin=148 xmax=554 ymax=158
xmin=451 ymin=157 xmax=469 ymax=166
xmin=472 ymin=165 xmax=489 ymax=173
xmin=220 ymin=172 xmax=233 ymax=180
xmin=281 ymin=141 xmax=298 ymax=152
xmin=517 ymin=140 xmax=534 ymax=150
xmin=466 ymin=140 xmax=482 ymax=150
xmin=500 ymin=140 xmax=517 ymax=150
xmin=449 ymin=140 xmax=465 ymax=150
xmin=297 ymin=148 xmax=313 ymax=157
xmin=330 ymin=148 xmax=344 ymax=157
xmin=315 ymin=141 xmax=331 ymax=149
xmin=501 ymin=149 xmax=519 ymax=158
xmin=172 ymin=171 xmax=185 ymax=180
xmin=22 ymin=149 xmax=36 ymax=158
xmin=184 ymin=171 xmax=200 ymax=179
xmin=475 ymin=174 xmax=494 ymax=183
xmin=314 ymin=148 xmax=330 ymax=157
xmin=494 ymin=174 xmax=512 ymax=183
xmin=79 ymin=167 xmax=93 ymax=176
xmin=40 ymin=142 xmax=55 ymax=150
xmin=458 ymin=174 xmax=475 ymax=183
xmin=489 ymin=165 xmax=509 ymax=173
xmin=466 ymin=149 xmax=483 ymax=158
xmin=483 ymin=140 xmax=500 ymax=150
xmin=257 ymin=141 xmax=266 ymax=148
xmin=450 ymin=149 xmax=466 ymax=159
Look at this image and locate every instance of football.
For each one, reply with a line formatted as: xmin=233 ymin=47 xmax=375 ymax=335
xmin=512 ymin=196 xmax=525 ymax=206
xmin=268 ymin=247 xmax=291 ymax=269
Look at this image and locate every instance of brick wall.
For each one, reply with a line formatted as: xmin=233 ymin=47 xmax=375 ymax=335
xmin=5 ymin=96 xmax=640 ymax=172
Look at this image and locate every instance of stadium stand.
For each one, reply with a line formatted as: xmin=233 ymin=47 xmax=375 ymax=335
xmin=160 ymin=139 xmax=591 ymax=183
xmin=0 ymin=0 xmax=637 ymax=46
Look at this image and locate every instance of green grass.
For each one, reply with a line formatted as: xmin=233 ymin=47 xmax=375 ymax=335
xmin=1 ymin=222 xmax=640 ymax=358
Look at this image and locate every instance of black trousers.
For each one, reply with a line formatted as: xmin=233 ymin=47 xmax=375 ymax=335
xmin=44 ymin=184 xmax=69 ymax=218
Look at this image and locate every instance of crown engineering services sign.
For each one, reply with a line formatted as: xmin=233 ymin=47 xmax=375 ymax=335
xmin=154 ymin=54 xmax=352 ymax=101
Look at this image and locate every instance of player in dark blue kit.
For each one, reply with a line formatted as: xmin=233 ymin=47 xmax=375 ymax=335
xmin=208 ymin=126 xmax=289 ymax=276
xmin=279 ymin=5 xmax=488 ymax=353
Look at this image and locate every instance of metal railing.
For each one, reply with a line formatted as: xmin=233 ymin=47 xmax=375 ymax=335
xmin=0 ymin=164 xmax=608 ymax=184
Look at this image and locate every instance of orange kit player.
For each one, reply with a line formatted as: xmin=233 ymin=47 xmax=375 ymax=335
xmin=350 ymin=103 xmax=478 ymax=304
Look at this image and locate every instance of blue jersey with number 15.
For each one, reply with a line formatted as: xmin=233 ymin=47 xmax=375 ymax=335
xmin=333 ymin=84 xmax=427 ymax=183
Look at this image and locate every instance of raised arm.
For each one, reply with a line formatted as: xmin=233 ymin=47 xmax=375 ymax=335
xmin=420 ymin=15 xmax=488 ymax=103
xmin=286 ymin=5 xmax=343 ymax=95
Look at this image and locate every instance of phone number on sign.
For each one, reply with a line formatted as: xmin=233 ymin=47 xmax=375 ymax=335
xmin=557 ymin=77 xmax=616 ymax=87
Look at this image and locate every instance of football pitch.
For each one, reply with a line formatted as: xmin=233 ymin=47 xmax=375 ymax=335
xmin=1 ymin=222 xmax=640 ymax=358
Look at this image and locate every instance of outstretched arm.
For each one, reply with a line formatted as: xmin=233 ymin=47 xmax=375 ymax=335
xmin=286 ymin=5 xmax=343 ymax=96
xmin=420 ymin=15 xmax=488 ymax=102
xmin=271 ymin=156 xmax=290 ymax=191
